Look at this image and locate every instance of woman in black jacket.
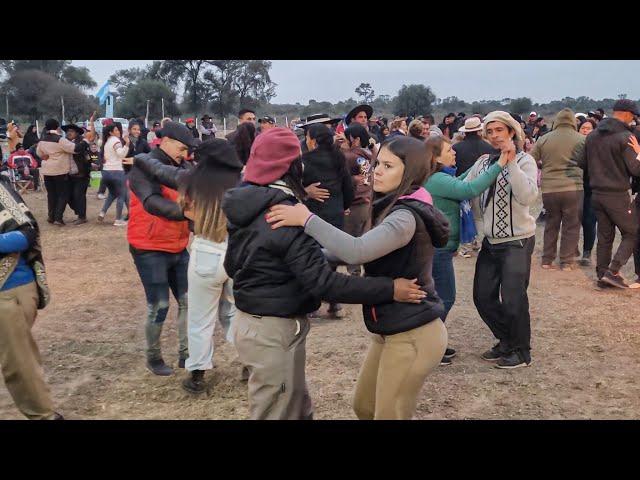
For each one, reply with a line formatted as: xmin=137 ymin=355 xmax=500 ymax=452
xmin=266 ymin=136 xmax=450 ymax=420
xmin=221 ymin=127 xmax=425 ymax=420
xmin=302 ymin=124 xmax=355 ymax=318
xmin=123 ymin=121 xmax=151 ymax=218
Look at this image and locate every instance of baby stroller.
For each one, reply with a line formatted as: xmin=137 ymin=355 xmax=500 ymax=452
xmin=7 ymin=148 xmax=38 ymax=194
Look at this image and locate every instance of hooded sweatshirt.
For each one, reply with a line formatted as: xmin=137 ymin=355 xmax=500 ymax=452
xmin=222 ymin=183 xmax=394 ymax=318
xmin=576 ymin=117 xmax=640 ymax=194
xmin=531 ymin=108 xmax=584 ymax=194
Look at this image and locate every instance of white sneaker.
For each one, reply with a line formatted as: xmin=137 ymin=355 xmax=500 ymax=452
xmin=113 ymin=219 xmax=127 ymax=227
xmin=97 ymin=193 xmax=106 ymax=200
xmin=97 ymin=212 xmax=105 ymax=223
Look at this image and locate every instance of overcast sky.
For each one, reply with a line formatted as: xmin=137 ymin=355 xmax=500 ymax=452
xmin=72 ymin=60 xmax=640 ymax=104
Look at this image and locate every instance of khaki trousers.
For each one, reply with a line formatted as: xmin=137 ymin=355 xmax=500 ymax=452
xmin=233 ymin=310 xmax=313 ymax=420
xmin=353 ymin=319 xmax=447 ymax=420
xmin=0 ymin=282 xmax=55 ymax=420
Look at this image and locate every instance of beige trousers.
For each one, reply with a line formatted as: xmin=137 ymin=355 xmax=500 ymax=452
xmin=233 ymin=310 xmax=313 ymax=420
xmin=353 ymin=319 xmax=447 ymax=420
xmin=0 ymin=282 xmax=55 ymax=420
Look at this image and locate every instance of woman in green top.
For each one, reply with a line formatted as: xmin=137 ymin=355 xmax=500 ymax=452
xmin=423 ymin=135 xmax=511 ymax=365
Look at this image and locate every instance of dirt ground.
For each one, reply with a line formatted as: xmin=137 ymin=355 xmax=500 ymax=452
xmin=1 ymin=186 xmax=639 ymax=420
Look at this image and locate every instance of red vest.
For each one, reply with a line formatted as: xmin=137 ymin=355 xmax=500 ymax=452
xmin=127 ymin=183 xmax=190 ymax=253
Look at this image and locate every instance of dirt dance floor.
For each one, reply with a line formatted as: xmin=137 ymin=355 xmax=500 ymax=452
xmin=1 ymin=188 xmax=639 ymax=420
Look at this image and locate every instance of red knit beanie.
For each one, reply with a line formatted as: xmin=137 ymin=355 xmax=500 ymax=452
xmin=243 ymin=127 xmax=302 ymax=186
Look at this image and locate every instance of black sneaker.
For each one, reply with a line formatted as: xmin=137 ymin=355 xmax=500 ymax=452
xmin=146 ymin=358 xmax=174 ymax=376
xmin=53 ymin=220 xmax=65 ymax=227
xmin=481 ymin=342 xmax=508 ymax=362
xmin=240 ymin=365 xmax=250 ymax=382
xmin=495 ymin=351 xmax=531 ymax=369
xmin=601 ymin=271 xmax=629 ymax=289
xmin=178 ymin=358 xmax=187 ymax=369
xmin=45 ymin=412 xmax=65 ymax=420
xmin=440 ymin=356 xmax=452 ymax=366
xmin=182 ymin=370 xmax=206 ymax=394
xmin=72 ymin=217 xmax=88 ymax=225
xmin=327 ymin=303 xmax=344 ymax=319
xmin=444 ymin=347 xmax=456 ymax=359
xmin=596 ymin=279 xmax=610 ymax=289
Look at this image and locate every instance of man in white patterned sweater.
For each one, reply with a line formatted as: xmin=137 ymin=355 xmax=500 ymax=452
xmin=464 ymin=111 xmax=539 ymax=369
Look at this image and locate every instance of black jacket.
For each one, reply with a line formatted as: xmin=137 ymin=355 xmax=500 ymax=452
xmin=222 ymin=183 xmax=395 ymax=318
xmin=302 ymin=148 xmax=354 ymax=229
xmin=125 ymin=136 xmax=151 ymax=173
xmin=452 ymin=135 xmax=498 ymax=176
xmin=362 ymin=198 xmax=449 ymax=335
xmin=128 ymin=147 xmax=191 ymax=221
xmin=70 ymin=137 xmax=92 ymax=179
xmin=577 ymin=117 xmax=640 ymax=194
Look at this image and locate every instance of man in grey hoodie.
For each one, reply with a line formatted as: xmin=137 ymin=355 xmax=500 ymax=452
xmin=465 ymin=111 xmax=539 ymax=369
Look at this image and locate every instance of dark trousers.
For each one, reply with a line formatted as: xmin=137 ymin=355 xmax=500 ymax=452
xmin=68 ymin=176 xmax=89 ymax=219
xmin=541 ymin=190 xmax=583 ymax=266
xmin=98 ymin=177 xmax=106 ymax=194
xmin=432 ymin=247 xmax=456 ymax=321
xmin=43 ymin=174 xmax=69 ymax=223
xmin=634 ymin=196 xmax=640 ymax=279
xmin=343 ymin=202 xmax=372 ymax=276
xmin=591 ymin=192 xmax=638 ymax=278
xmin=582 ymin=190 xmax=597 ymax=254
xmin=473 ymin=236 xmax=535 ymax=357
xmin=131 ymin=249 xmax=189 ymax=362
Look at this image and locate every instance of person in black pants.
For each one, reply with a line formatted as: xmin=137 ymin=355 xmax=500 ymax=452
xmin=63 ymin=124 xmax=92 ymax=225
xmin=43 ymin=175 xmax=69 ymax=224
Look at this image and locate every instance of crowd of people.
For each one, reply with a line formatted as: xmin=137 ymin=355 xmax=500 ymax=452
xmin=1 ymin=96 xmax=640 ymax=421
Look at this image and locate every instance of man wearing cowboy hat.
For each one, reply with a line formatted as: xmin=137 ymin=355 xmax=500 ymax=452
xmin=62 ymin=123 xmax=93 ymax=225
xmin=298 ymin=114 xmax=342 ymax=153
xmin=198 ymin=115 xmax=217 ymax=141
xmin=453 ymin=117 xmax=497 ymax=177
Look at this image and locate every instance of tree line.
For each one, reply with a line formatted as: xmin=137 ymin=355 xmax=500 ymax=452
xmin=0 ymin=60 xmax=635 ymax=125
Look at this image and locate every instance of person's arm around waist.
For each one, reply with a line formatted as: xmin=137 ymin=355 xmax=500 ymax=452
xmin=129 ymin=168 xmax=185 ymax=221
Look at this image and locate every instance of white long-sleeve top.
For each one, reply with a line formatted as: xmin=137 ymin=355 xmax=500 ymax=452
xmin=102 ymin=136 xmax=128 ymax=171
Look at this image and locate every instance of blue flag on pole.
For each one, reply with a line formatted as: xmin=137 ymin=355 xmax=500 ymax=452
xmin=95 ymin=82 xmax=110 ymax=105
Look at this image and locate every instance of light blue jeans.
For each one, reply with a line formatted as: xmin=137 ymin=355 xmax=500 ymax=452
xmin=185 ymin=236 xmax=235 ymax=372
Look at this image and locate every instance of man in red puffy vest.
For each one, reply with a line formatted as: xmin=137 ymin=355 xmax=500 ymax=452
xmin=127 ymin=122 xmax=197 ymax=376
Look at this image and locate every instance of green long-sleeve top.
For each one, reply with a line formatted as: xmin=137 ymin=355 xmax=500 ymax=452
xmin=424 ymin=161 xmax=503 ymax=251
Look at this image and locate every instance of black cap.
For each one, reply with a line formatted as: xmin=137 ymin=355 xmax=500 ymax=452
xmin=159 ymin=121 xmax=199 ymax=148
xmin=613 ymin=99 xmax=639 ymax=116
xmin=258 ymin=115 xmax=276 ymax=124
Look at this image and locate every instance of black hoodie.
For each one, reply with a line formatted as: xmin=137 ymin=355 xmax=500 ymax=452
xmin=577 ymin=117 xmax=640 ymax=194
xmin=222 ymin=183 xmax=395 ymax=318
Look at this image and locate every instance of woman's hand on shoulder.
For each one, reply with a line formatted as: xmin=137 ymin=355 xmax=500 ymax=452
xmin=265 ymin=203 xmax=312 ymax=229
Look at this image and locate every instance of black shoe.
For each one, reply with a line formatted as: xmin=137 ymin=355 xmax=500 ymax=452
xmin=327 ymin=303 xmax=344 ymax=318
xmin=495 ymin=350 xmax=531 ymax=369
xmin=72 ymin=217 xmax=87 ymax=225
xmin=53 ymin=220 xmax=65 ymax=227
xmin=579 ymin=256 xmax=592 ymax=267
xmin=481 ymin=342 xmax=508 ymax=362
xmin=146 ymin=358 xmax=174 ymax=376
xmin=182 ymin=370 xmax=206 ymax=394
xmin=178 ymin=358 xmax=187 ymax=369
xmin=535 ymin=211 xmax=546 ymax=224
xmin=47 ymin=218 xmax=54 ymax=224
xmin=444 ymin=347 xmax=456 ymax=359
xmin=240 ymin=365 xmax=250 ymax=382
xmin=601 ymin=270 xmax=629 ymax=289
xmin=596 ymin=279 xmax=610 ymax=289
xmin=306 ymin=310 xmax=321 ymax=320
xmin=45 ymin=412 xmax=64 ymax=420
xmin=440 ymin=356 xmax=452 ymax=366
